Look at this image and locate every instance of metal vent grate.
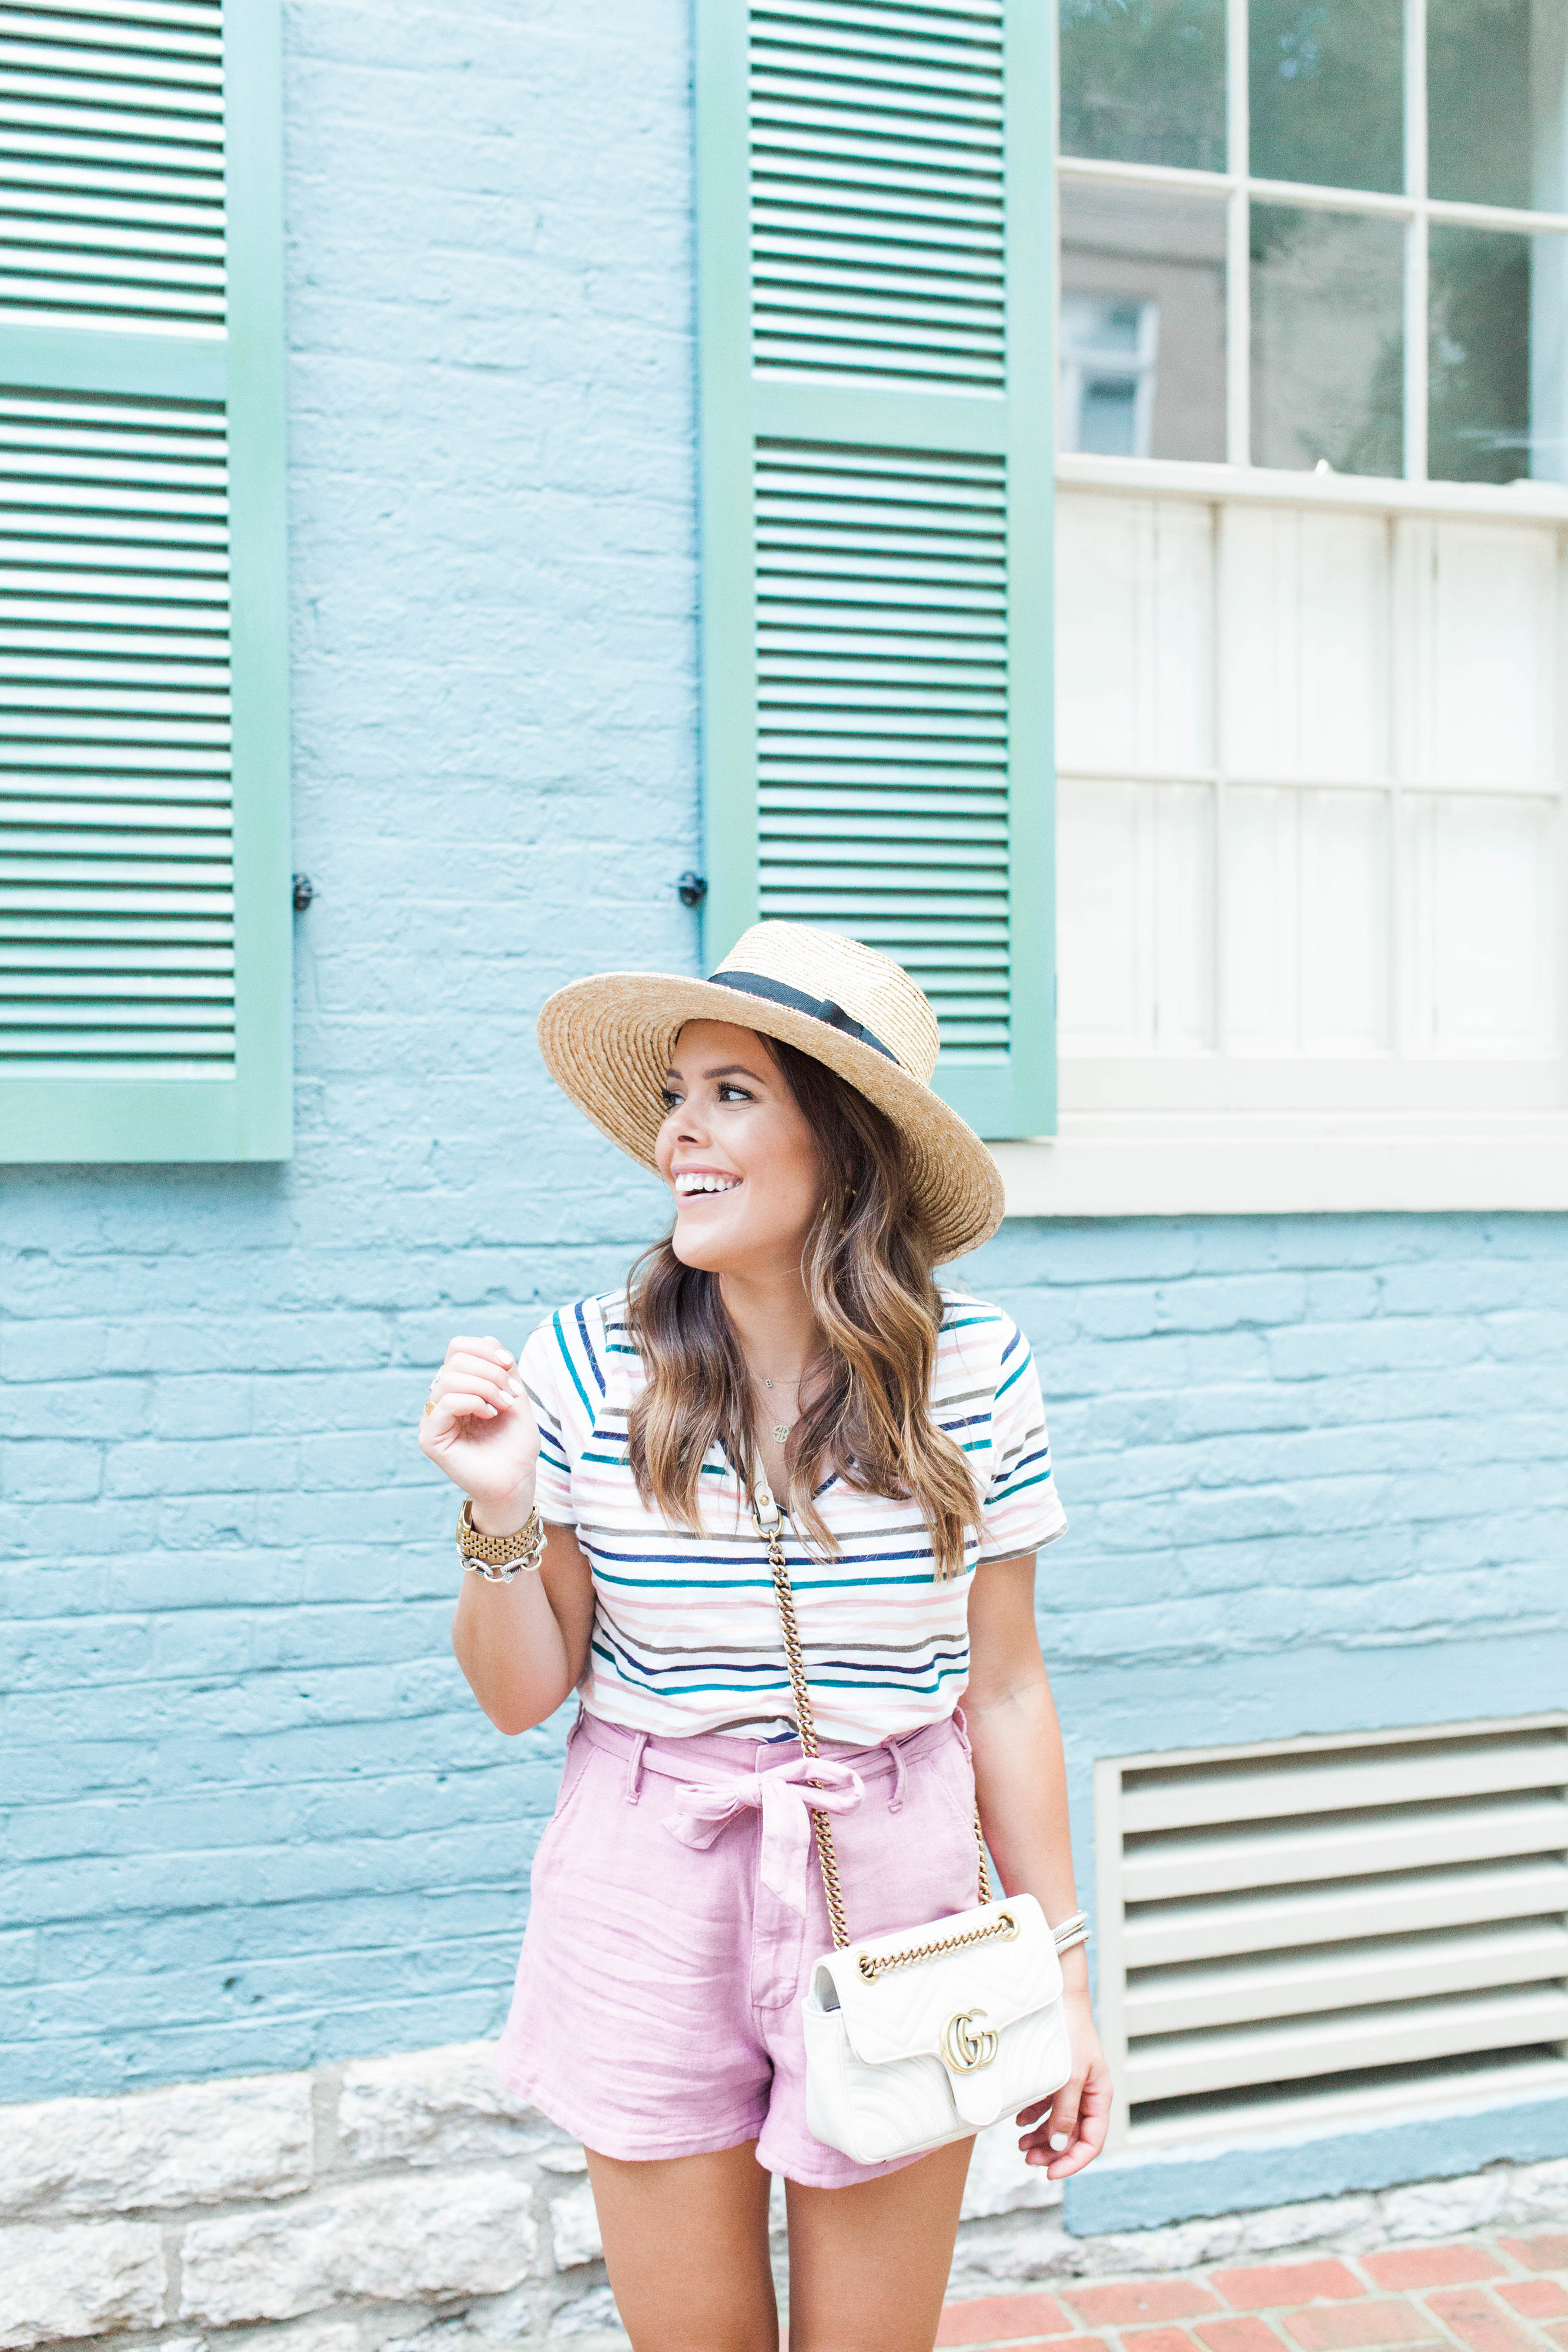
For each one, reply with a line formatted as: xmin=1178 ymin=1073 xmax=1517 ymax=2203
xmin=0 ymin=383 xmax=234 ymax=1075
xmin=754 ymin=435 xmax=1011 ymax=1059
xmin=748 ymin=0 xmax=1005 ymax=390
xmin=0 ymin=0 xmax=225 ymax=334
xmin=1096 ymin=1716 xmax=1568 ymax=2148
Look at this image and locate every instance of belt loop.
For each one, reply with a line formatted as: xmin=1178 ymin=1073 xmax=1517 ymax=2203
xmin=951 ymin=1703 xmax=974 ymax=1759
xmin=626 ymin=1730 xmax=649 ymax=1805
xmin=884 ymin=1735 xmax=908 ymax=1812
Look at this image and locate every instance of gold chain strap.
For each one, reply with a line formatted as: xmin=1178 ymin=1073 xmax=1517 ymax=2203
xmin=974 ymin=1792 xmax=996 ymax=1907
xmin=753 ymin=1491 xmax=992 ymax=1956
xmin=855 ymin=1906 xmax=1018 ymax=1985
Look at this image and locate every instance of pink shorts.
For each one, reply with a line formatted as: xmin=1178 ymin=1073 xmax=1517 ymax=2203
xmin=496 ymin=1706 xmax=988 ymax=2187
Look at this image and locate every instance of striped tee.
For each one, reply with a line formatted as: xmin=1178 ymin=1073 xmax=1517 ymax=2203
xmin=516 ymin=1289 xmax=1066 ymax=1743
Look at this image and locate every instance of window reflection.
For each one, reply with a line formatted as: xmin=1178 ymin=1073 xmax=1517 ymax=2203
xmin=1059 ymin=0 xmax=1228 ymax=172
xmin=1251 ymin=205 xmax=1404 ymax=473
xmin=1059 ymin=182 xmax=1228 ymax=460
xmin=1057 ymin=0 xmax=1568 ymax=487
xmin=1062 ymin=298 xmax=1159 ymax=456
xmin=1430 ymin=225 xmax=1568 ymax=482
xmin=1249 ymin=0 xmax=1404 ymax=192
xmin=1428 ymin=0 xmax=1568 ymax=211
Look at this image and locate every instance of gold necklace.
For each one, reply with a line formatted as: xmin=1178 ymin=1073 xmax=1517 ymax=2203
xmin=753 ymin=1369 xmax=802 ymax=1446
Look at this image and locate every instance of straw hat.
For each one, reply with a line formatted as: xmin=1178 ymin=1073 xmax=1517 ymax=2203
xmin=537 ymin=922 xmax=1005 ymax=1262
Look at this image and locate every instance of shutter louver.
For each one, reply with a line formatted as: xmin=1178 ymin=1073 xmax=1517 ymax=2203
xmin=1 ymin=0 xmax=226 ymax=332
xmin=698 ymin=0 xmax=1055 ymax=1138
xmin=1098 ymin=1719 xmax=1568 ymax=2147
xmin=1 ymin=0 xmax=289 ymax=1161
xmin=749 ymin=1 xmax=1007 ymax=390
xmin=2 ymin=385 xmax=233 ymax=1074
xmin=755 ymin=439 xmax=1010 ymax=1056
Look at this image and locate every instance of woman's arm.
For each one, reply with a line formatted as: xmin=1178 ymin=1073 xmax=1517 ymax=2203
xmin=419 ymin=1334 xmax=596 ymax=1735
xmin=965 ymin=1552 xmax=1113 ymax=2178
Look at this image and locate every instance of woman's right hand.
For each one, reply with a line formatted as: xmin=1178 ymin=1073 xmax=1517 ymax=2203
xmin=417 ymin=1335 xmax=541 ymax=1526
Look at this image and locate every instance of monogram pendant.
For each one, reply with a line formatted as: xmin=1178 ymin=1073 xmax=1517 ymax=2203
xmin=771 ymin=1422 xmax=790 ymax=1444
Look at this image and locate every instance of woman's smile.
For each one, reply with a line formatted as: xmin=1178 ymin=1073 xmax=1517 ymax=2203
xmin=673 ymin=1166 xmax=743 ymax=1198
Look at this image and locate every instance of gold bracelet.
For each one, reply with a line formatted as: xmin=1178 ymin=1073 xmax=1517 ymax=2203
xmin=457 ymin=1496 xmax=546 ymax=1581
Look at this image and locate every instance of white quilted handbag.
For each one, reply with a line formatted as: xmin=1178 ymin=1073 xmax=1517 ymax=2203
xmin=754 ymin=1491 xmax=1077 ymax=2167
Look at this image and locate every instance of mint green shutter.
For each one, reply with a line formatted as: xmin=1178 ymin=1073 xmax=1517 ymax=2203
xmin=1 ymin=0 xmax=290 ymax=1162
xmin=696 ymin=0 xmax=1055 ymax=1140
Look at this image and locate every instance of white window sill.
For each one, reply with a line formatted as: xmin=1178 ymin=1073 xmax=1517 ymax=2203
xmin=1057 ymin=449 xmax=1568 ymax=522
xmin=992 ymin=1111 xmax=1568 ymax=1217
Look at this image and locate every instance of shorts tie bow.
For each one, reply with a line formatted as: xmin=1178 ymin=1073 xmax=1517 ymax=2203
xmin=663 ymin=1755 xmax=865 ymax=1916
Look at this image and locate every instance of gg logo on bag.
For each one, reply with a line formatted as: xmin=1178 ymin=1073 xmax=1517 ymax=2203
xmin=941 ymin=2006 xmax=999 ymax=2072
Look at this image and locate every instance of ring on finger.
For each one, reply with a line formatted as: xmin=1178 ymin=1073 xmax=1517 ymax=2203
xmin=423 ymin=1392 xmax=437 ymax=1416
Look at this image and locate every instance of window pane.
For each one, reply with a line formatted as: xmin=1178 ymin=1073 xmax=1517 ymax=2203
xmin=1223 ymin=787 xmax=1391 ymax=1054
xmin=1406 ymin=518 xmax=1560 ymax=783
xmin=1060 ymin=181 xmax=1228 ymax=460
xmin=1058 ymin=779 xmax=1215 ymax=1053
xmin=1429 ymin=0 xmax=1568 ymax=211
xmin=1249 ymin=0 xmax=1404 ymax=193
xmin=1055 ymin=489 xmax=1216 ymax=771
xmin=1251 ymin=204 xmax=1404 ymax=473
xmin=1299 ymin=788 xmax=1391 ymax=1052
xmin=1404 ymin=794 xmax=1557 ymax=1053
xmin=1059 ymin=0 xmax=1227 ymax=171
xmin=1429 ymin=224 xmax=1568 ymax=482
xmin=1220 ymin=506 xmax=1390 ymax=780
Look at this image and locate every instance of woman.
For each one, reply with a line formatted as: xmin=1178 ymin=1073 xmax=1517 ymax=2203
xmin=419 ymin=924 xmax=1111 ymax=2352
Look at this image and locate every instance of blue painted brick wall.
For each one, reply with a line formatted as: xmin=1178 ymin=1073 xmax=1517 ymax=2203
xmin=968 ymin=1215 xmax=1568 ymax=1785
xmin=1 ymin=0 xmax=698 ymax=2100
xmin=2 ymin=0 xmax=1566 ymax=2107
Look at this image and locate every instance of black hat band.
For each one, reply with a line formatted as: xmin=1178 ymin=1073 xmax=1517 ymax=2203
xmin=704 ymin=968 xmax=900 ymax=1064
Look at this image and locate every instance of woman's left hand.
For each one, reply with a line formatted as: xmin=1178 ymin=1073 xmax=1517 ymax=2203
xmin=1016 ymin=1991 xmax=1112 ymax=2177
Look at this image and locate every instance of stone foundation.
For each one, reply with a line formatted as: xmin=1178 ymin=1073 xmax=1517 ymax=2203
xmin=5 ymin=2044 xmax=1566 ymax=2349
xmin=950 ymin=2154 xmax=1568 ymax=2300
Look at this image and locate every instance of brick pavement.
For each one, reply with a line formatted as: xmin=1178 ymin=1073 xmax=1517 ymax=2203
xmin=934 ymin=2233 xmax=1568 ymax=2352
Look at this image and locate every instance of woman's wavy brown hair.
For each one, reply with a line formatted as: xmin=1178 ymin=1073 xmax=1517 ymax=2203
xmin=625 ymin=1035 xmax=980 ymax=1578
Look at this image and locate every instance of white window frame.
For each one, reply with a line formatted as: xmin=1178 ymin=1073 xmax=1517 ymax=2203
xmin=1018 ymin=0 xmax=1568 ymax=1215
